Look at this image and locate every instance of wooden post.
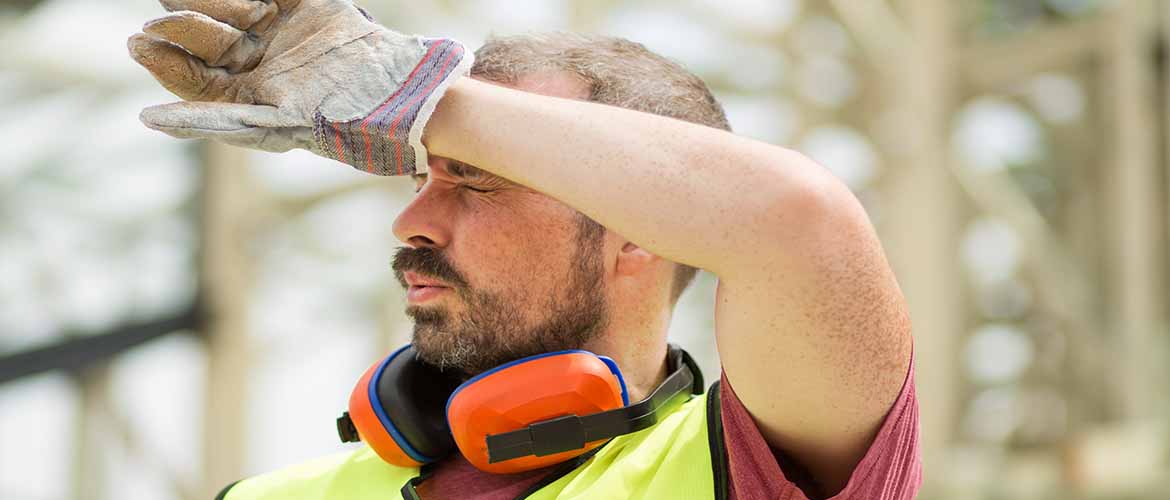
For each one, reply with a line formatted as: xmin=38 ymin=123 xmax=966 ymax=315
xmin=1102 ymin=0 xmax=1162 ymax=421
xmin=882 ymin=0 xmax=966 ymax=481
xmin=199 ymin=142 xmax=261 ymax=498
xmin=72 ymin=366 xmax=110 ymax=500
xmin=1160 ymin=1 xmax=1170 ymax=295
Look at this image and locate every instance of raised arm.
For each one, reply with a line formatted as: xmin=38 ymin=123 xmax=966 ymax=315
xmin=422 ymin=77 xmax=913 ymax=494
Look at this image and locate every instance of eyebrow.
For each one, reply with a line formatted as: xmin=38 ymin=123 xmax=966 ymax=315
xmin=411 ymin=160 xmax=493 ymax=183
xmin=450 ymin=160 xmax=490 ymax=179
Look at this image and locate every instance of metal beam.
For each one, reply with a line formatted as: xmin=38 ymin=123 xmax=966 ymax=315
xmin=827 ymin=0 xmax=910 ymax=71
xmin=0 ymin=305 xmax=202 ymax=385
xmin=961 ymin=18 xmax=1104 ymax=90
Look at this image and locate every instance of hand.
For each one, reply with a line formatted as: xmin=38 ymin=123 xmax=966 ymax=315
xmin=129 ymin=0 xmax=472 ymax=176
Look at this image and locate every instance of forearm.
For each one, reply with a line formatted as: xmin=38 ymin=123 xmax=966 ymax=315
xmin=423 ymin=77 xmax=838 ymax=276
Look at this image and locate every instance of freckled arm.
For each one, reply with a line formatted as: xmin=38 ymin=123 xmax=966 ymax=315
xmin=423 ymin=77 xmax=827 ymax=279
xmin=422 ymin=77 xmax=915 ymax=496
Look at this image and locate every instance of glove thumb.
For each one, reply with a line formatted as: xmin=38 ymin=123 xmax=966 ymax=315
xmin=140 ymin=101 xmax=313 ymax=153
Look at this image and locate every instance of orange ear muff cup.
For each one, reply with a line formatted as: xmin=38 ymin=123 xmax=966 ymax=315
xmin=347 ymin=348 xmax=426 ymax=468
xmin=446 ymin=350 xmax=629 ymax=474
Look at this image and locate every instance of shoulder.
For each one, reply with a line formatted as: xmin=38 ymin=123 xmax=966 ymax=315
xmin=216 ymin=446 xmax=419 ymax=500
xmin=718 ymin=358 xmax=922 ymax=500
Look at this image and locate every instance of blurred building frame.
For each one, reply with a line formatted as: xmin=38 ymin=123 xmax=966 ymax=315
xmin=1 ymin=1 xmax=1168 ymax=499
xmin=829 ymin=1 xmax=1168 ymax=497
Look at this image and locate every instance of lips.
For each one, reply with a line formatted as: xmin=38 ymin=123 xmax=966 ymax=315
xmin=404 ymin=271 xmax=449 ymax=288
xmin=401 ymin=271 xmax=455 ymax=304
xmin=406 ymin=283 xmax=450 ymax=303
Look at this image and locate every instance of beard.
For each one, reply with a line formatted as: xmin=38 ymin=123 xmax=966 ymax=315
xmin=391 ymin=216 xmax=609 ymax=376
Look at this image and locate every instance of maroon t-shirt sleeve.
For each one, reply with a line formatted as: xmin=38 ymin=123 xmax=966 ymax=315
xmin=719 ymin=353 xmax=922 ymax=500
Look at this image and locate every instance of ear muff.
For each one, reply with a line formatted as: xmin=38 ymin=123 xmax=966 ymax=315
xmin=445 ymin=350 xmax=629 ymax=474
xmin=337 ymin=344 xmax=699 ymax=475
xmin=341 ymin=345 xmax=462 ymax=467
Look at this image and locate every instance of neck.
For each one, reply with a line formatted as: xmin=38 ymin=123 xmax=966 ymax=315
xmin=583 ymin=311 xmax=674 ymax=403
xmin=621 ymin=343 xmax=671 ymax=403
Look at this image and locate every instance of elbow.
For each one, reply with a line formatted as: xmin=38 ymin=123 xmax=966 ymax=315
xmin=708 ymin=149 xmax=878 ymax=279
xmin=767 ymin=155 xmax=866 ymax=231
xmin=750 ymin=155 xmax=875 ymax=258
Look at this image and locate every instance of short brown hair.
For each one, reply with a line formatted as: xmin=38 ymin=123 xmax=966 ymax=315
xmin=471 ymin=32 xmax=731 ymax=305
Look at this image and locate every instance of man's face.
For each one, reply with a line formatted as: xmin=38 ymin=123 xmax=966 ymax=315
xmin=391 ymin=156 xmax=610 ymax=376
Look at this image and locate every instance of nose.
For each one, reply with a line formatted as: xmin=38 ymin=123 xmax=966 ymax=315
xmin=392 ymin=182 xmax=454 ymax=249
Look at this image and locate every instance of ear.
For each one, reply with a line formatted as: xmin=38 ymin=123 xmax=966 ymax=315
xmin=614 ymin=239 xmax=660 ymax=278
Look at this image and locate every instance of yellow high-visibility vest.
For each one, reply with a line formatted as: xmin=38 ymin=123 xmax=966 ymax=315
xmin=217 ymin=384 xmax=727 ymax=500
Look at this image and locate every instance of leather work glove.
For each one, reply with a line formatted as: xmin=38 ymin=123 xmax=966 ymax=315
xmin=129 ymin=0 xmax=472 ymax=176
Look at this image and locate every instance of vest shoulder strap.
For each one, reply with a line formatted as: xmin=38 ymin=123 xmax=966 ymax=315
xmin=706 ymin=380 xmax=729 ymax=500
xmin=215 ymin=480 xmax=240 ymax=500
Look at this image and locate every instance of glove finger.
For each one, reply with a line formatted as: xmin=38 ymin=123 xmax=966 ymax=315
xmin=128 ymin=33 xmax=231 ymax=101
xmin=158 ymin=0 xmax=277 ymax=31
xmin=140 ymin=102 xmax=310 ymax=152
xmin=144 ymin=11 xmax=264 ymax=73
xmin=140 ymin=101 xmax=299 ymax=130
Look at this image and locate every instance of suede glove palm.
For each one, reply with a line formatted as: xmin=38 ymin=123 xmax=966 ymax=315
xmin=129 ymin=0 xmax=472 ymax=176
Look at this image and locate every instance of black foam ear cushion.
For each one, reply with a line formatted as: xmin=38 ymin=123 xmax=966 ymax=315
xmin=376 ymin=345 xmax=464 ymax=461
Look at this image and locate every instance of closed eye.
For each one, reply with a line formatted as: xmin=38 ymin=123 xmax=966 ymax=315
xmin=462 ymin=185 xmax=493 ymax=193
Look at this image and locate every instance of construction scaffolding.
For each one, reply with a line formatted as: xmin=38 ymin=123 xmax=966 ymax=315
xmin=0 ymin=1 xmax=1167 ymax=499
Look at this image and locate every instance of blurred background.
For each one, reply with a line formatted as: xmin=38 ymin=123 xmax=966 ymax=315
xmin=1 ymin=0 xmax=1168 ymax=498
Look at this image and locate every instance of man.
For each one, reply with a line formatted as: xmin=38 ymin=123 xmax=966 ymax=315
xmin=129 ymin=0 xmax=920 ymax=498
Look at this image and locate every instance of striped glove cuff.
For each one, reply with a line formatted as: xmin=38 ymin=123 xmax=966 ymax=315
xmin=313 ymin=38 xmax=469 ymax=176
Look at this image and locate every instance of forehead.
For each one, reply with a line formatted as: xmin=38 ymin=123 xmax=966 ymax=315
xmin=505 ymin=71 xmax=591 ymax=100
xmin=411 ymin=72 xmax=589 ymax=186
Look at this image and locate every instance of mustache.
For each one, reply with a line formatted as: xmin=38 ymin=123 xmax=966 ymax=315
xmin=391 ymin=246 xmax=468 ymax=290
